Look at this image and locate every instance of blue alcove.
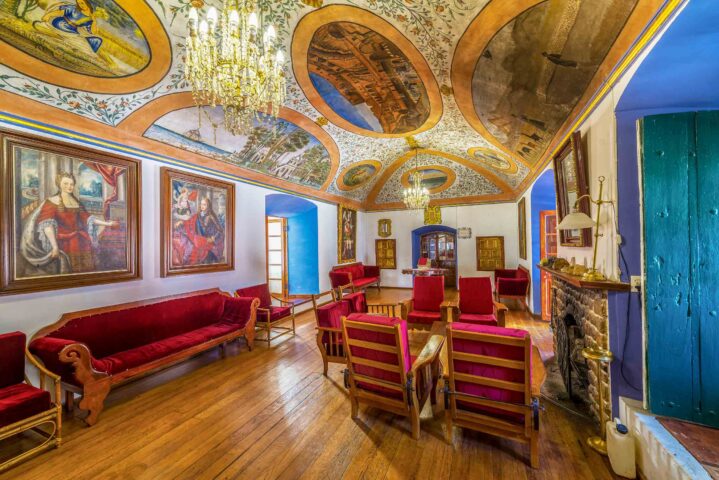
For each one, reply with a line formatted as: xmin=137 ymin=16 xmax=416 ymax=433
xmin=265 ymin=194 xmax=319 ymax=294
xmin=411 ymin=225 xmax=458 ymax=285
xmin=530 ymin=169 xmax=557 ymax=313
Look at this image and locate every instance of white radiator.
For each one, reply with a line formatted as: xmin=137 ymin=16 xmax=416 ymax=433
xmin=618 ymin=397 xmax=710 ymax=480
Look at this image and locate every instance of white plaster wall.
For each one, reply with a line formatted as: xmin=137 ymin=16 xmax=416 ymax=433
xmin=516 ymin=192 xmax=534 ymax=312
xmin=0 ymin=126 xmax=338 ymax=339
xmin=363 ymin=203 xmax=519 ymax=288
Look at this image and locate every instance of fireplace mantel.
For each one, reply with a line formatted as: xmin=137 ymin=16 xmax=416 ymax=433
xmin=538 ymin=265 xmax=631 ymax=292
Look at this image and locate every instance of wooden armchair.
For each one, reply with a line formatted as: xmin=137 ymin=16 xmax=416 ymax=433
xmin=443 ymin=322 xmax=540 ymax=468
xmin=454 ymin=276 xmax=508 ymax=327
xmin=236 ymin=283 xmax=295 ymax=346
xmin=495 ymin=266 xmax=531 ymax=310
xmin=404 ymin=275 xmax=447 ymax=326
xmin=342 ymin=314 xmax=444 ymax=439
xmin=338 ymin=283 xmax=405 ymax=318
xmin=0 ymin=332 xmax=62 ymax=473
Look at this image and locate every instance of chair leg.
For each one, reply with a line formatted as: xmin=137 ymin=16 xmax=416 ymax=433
xmin=444 ymin=409 xmax=453 ymax=444
xmin=410 ymin=406 xmax=421 ymax=440
xmin=266 ymin=322 xmax=272 ymax=347
xmin=530 ymin=431 xmax=539 ymax=468
xmin=350 ymin=396 xmax=359 ymax=419
xmin=291 ymin=313 xmax=296 ymax=336
xmin=219 ymin=342 xmax=226 ymax=358
xmin=65 ymin=391 xmax=74 ymax=413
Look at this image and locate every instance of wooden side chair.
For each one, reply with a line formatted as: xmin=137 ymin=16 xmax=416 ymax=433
xmin=405 ymin=275 xmax=446 ymax=326
xmin=0 ymin=332 xmax=62 ymax=473
xmin=235 ymin=283 xmax=295 ymax=346
xmin=444 ymin=322 xmax=540 ymax=468
xmin=456 ymin=276 xmax=509 ymax=327
xmin=342 ymin=314 xmax=444 ymax=439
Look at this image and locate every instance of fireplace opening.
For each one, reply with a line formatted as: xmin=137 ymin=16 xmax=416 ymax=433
xmin=556 ymin=312 xmax=590 ymax=406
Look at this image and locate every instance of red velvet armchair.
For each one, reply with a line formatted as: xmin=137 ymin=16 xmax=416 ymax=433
xmin=236 ymin=283 xmax=295 ymax=347
xmin=0 ymin=332 xmax=62 ymax=473
xmin=455 ymin=276 xmax=508 ymax=327
xmin=444 ymin=323 xmax=539 ymax=468
xmin=405 ymin=275 xmax=447 ymax=325
xmin=495 ymin=266 xmax=531 ymax=310
xmin=329 ymin=262 xmax=381 ymax=294
xmin=342 ymin=314 xmax=443 ymax=439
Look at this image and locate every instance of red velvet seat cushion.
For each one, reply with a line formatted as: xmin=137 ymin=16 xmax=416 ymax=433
xmin=407 ymin=310 xmax=442 ymax=324
xmin=259 ymin=305 xmax=291 ymax=322
xmin=449 ymin=322 xmax=531 ymax=424
xmin=457 ymin=313 xmax=497 ymax=326
xmin=413 ymin=276 xmax=444 ymax=312
xmin=236 ymin=284 xmax=273 ymax=308
xmin=343 ymin=292 xmax=367 ymax=314
xmin=0 ymin=384 xmax=51 ymax=428
xmin=345 ymin=313 xmax=410 ymax=400
xmin=458 ymin=277 xmax=494 ymax=315
xmin=352 ymin=277 xmax=377 ymax=288
xmin=96 ymin=322 xmax=239 ymax=374
xmin=0 ymin=332 xmax=25 ymax=389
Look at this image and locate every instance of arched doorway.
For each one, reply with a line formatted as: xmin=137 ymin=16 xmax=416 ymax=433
xmin=265 ymin=194 xmax=319 ymax=296
xmin=411 ymin=225 xmax=457 ymax=288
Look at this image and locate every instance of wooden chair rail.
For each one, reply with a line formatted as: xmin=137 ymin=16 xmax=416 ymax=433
xmin=350 ymin=356 xmax=403 ymax=374
xmin=346 ymin=338 xmax=397 ymax=354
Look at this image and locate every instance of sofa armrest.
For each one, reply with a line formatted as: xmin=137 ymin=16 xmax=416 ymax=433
xmin=363 ymin=265 xmax=381 ymax=278
xmin=223 ymin=296 xmax=260 ymax=329
xmin=496 ymin=278 xmax=529 ymax=296
xmin=493 ymin=301 xmax=509 ymax=327
xmin=329 ymin=271 xmax=352 ymax=289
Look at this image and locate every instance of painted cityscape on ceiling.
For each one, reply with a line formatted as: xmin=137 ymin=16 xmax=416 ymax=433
xmin=0 ymin=0 xmax=665 ymax=209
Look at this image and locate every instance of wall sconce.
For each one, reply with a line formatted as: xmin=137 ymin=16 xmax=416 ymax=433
xmin=557 ymin=176 xmax=613 ymax=281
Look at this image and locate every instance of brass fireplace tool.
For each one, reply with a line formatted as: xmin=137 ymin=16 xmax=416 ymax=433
xmin=582 ymin=346 xmax=614 ymax=455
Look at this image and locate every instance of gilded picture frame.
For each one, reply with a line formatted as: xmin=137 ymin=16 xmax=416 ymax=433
xmin=337 ymin=204 xmax=357 ymax=263
xmin=518 ymin=197 xmax=527 ymax=260
xmin=424 ymin=205 xmax=441 ymax=225
xmin=553 ymin=131 xmax=592 ymax=247
xmin=0 ymin=130 xmax=142 ymax=295
xmin=378 ymin=218 xmax=392 ymax=237
xmin=160 ymin=167 xmax=235 ymax=277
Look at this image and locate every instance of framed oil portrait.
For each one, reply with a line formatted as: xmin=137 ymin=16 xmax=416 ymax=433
xmin=518 ymin=197 xmax=527 ymax=260
xmin=553 ymin=131 xmax=592 ymax=247
xmin=160 ymin=168 xmax=234 ymax=277
xmin=0 ymin=130 xmax=141 ymax=295
xmin=337 ymin=205 xmax=357 ymax=264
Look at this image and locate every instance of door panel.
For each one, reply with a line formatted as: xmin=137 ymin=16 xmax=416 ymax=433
xmin=266 ymin=216 xmax=287 ymax=298
xmin=540 ymin=210 xmax=557 ymax=321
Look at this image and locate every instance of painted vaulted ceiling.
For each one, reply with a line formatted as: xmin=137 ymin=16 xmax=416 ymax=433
xmin=0 ymin=0 xmax=667 ymax=210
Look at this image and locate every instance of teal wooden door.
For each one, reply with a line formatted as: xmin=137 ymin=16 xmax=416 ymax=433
xmin=642 ymin=111 xmax=719 ymax=427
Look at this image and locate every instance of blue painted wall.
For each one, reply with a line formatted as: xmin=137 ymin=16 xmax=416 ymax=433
xmin=529 ymin=170 xmax=557 ymax=313
xmin=265 ymin=194 xmax=319 ymax=294
xmin=610 ymin=0 xmax=719 ymax=413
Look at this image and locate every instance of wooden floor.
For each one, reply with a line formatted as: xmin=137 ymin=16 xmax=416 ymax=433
xmin=1 ymin=288 xmax=619 ymax=479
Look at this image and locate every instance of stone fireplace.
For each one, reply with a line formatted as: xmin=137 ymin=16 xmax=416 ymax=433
xmin=551 ymin=277 xmax=611 ymax=427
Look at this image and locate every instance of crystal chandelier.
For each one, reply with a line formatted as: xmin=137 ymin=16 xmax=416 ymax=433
xmin=185 ymin=0 xmax=286 ymax=135
xmin=403 ymin=149 xmax=430 ymax=210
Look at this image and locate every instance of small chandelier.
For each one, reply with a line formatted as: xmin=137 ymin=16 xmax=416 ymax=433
xmin=403 ymin=149 xmax=430 ymax=210
xmin=185 ymin=0 xmax=287 ymax=135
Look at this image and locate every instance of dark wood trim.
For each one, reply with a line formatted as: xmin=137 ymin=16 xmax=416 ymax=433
xmin=0 ymin=129 xmax=142 ymax=295
xmin=160 ymin=167 xmax=235 ymax=277
xmin=552 ymin=131 xmax=592 ymax=247
xmin=537 ymin=265 xmax=630 ymax=292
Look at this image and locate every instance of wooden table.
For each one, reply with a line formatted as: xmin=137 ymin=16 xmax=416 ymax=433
xmin=401 ymin=268 xmax=449 ymax=276
xmin=408 ymin=322 xmax=547 ymax=396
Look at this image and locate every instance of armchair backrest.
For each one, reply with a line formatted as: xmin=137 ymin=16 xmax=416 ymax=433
xmin=342 ymin=291 xmax=367 ymax=313
xmin=516 ymin=266 xmax=530 ymax=280
xmin=413 ymin=276 xmax=445 ymax=312
xmin=343 ymin=314 xmax=411 ymax=401
xmin=236 ymin=284 xmax=272 ymax=308
xmin=494 ymin=269 xmax=518 ymax=279
xmin=418 ymin=257 xmax=429 ymax=267
xmin=447 ymin=323 xmax=532 ymax=424
xmin=458 ymin=277 xmax=494 ymax=315
xmin=0 ymin=331 xmax=26 ymax=389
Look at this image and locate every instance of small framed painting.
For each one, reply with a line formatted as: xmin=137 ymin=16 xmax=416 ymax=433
xmin=160 ymin=168 xmax=234 ymax=277
xmin=337 ymin=204 xmax=357 ymax=263
xmin=0 ymin=130 xmax=141 ymax=295
xmin=378 ymin=218 xmax=391 ymax=237
xmin=518 ymin=197 xmax=527 ymax=260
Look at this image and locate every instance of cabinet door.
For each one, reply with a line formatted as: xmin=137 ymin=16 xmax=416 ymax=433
xmin=642 ymin=113 xmax=695 ymax=421
xmin=696 ymin=111 xmax=719 ymax=426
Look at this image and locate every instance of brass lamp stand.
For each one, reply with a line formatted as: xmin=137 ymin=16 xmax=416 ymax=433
xmin=582 ymin=346 xmax=614 ymax=455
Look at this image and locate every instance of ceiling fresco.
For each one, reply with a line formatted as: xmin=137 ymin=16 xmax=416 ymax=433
xmin=0 ymin=0 xmax=666 ymax=210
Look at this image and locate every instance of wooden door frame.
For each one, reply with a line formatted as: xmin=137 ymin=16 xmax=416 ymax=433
xmin=266 ymin=216 xmax=288 ymax=298
xmin=539 ymin=210 xmax=557 ymax=321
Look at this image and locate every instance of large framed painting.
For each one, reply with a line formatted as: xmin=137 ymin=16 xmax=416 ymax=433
xmin=518 ymin=197 xmax=527 ymax=260
xmin=160 ymin=168 xmax=234 ymax=277
xmin=0 ymin=130 xmax=141 ymax=295
xmin=337 ymin=204 xmax=357 ymax=264
xmin=553 ymin=131 xmax=592 ymax=247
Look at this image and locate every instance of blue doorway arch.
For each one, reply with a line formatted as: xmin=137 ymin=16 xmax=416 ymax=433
xmin=265 ymin=194 xmax=319 ymax=294
xmin=411 ymin=225 xmax=458 ymax=285
xmin=530 ymin=169 xmax=557 ymax=313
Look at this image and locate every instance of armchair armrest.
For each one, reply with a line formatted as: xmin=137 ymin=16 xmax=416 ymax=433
xmin=363 ymin=265 xmax=381 ymax=278
xmin=270 ymin=295 xmax=298 ymax=313
xmin=329 ymin=271 xmax=352 ymax=289
xmin=25 ymin=348 xmax=62 ymax=403
xmin=493 ymin=301 xmax=508 ymax=327
xmin=401 ymin=298 xmax=414 ymax=316
xmin=410 ymin=334 xmax=445 ymax=374
xmin=440 ymin=300 xmax=458 ymax=322
xmin=337 ymin=283 xmax=356 ymax=298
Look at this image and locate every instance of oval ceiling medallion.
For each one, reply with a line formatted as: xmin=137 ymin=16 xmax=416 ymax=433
xmin=0 ymin=0 xmax=170 ymax=93
xmin=144 ymin=106 xmax=332 ymax=190
xmin=292 ymin=5 xmax=442 ymax=138
xmin=400 ymin=165 xmax=456 ymax=194
xmin=337 ymin=160 xmax=381 ymax=191
xmin=467 ymin=147 xmax=518 ymax=174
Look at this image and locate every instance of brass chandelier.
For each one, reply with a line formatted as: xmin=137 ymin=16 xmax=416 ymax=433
xmin=402 ymin=149 xmax=430 ymax=210
xmin=185 ymin=0 xmax=286 ymax=135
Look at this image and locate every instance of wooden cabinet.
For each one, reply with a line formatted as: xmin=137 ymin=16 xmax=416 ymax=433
xmin=476 ymin=236 xmax=504 ymax=271
xmin=420 ymin=232 xmax=456 ymax=287
xmin=375 ymin=239 xmax=396 ymax=269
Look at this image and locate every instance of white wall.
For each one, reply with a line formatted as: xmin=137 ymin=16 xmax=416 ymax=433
xmin=516 ymin=192 xmax=534 ymax=311
xmin=0 ymin=126 xmax=338 ymax=340
xmin=363 ymin=203 xmax=519 ymax=288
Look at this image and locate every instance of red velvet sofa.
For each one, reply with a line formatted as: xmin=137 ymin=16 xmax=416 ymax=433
xmin=329 ymin=262 xmax=381 ymax=292
xmin=28 ymin=288 xmax=259 ymax=426
xmin=494 ymin=266 xmax=531 ymax=310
